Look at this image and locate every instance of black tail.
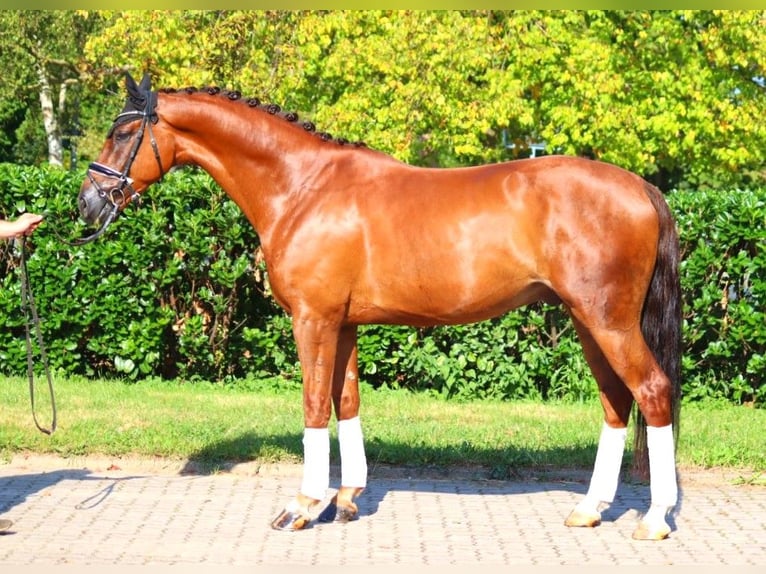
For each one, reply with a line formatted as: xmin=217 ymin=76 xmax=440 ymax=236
xmin=632 ymin=182 xmax=683 ymax=479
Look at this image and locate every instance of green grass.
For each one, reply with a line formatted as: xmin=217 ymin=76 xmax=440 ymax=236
xmin=1 ymin=375 xmax=764 ymax=481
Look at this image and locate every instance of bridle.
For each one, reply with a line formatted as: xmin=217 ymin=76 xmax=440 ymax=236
xmin=77 ymin=91 xmax=166 ymax=245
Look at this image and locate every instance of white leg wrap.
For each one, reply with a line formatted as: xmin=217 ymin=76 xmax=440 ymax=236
xmin=338 ymin=416 xmax=368 ymax=488
xmin=583 ymin=422 xmax=627 ymax=505
xmin=300 ymin=427 xmax=330 ymax=501
xmin=647 ymin=424 xmax=678 ymax=508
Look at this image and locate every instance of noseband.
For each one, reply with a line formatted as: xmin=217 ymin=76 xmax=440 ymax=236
xmin=78 ymin=96 xmax=165 ymax=244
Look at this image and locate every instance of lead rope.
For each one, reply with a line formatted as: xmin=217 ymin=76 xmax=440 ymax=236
xmin=17 ymin=236 xmax=57 ymax=435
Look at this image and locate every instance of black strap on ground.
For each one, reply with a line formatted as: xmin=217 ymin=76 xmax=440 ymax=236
xmin=17 ymin=236 xmax=57 ymax=435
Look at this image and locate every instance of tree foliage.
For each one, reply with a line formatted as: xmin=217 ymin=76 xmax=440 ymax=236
xmin=78 ymin=10 xmax=766 ymax=188
xmin=0 ymin=10 xmax=763 ymax=188
xmin=0 ymin=11 xmax=105 ymax=167
xmin=0 ymin=11 xmax=764 ymax=403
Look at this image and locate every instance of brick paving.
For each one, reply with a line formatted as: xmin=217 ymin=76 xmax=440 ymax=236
xmin=0 ymin=455 xmax=764 ymax=566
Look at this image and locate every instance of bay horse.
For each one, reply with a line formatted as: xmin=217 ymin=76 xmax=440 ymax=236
xmin=79 ymin=73 xmax=682 ymax=540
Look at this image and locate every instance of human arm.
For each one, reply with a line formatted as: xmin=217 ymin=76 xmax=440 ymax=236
xmin=0 ymin=213 xmax=44 ymax=239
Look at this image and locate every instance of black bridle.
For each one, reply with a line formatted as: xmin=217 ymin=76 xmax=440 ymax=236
xmin=77 ymin=95 xmax=165 ymax=245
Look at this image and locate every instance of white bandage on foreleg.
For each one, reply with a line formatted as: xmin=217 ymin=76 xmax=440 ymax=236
xmin=584 ymin=422 xmax=627 ymax=505
xmin=338 ymin=416 xmax=368 ymax=488
xmin=300 ymin=427 xmax=330 ymax=501
xmin=647 ymin=424 xmax=678 ymax=508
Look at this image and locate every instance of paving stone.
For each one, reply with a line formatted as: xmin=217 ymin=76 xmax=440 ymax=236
xmin=0 ymin=456 xmax=763 ymax=565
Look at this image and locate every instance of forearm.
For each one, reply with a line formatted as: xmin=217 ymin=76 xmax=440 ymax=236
xmin=0 ymin=220 xmax=23 ymax=239
xmin=0 ymin=214 xmax=43 ymax=238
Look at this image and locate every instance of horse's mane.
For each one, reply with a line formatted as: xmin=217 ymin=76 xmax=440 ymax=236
xmin=159 ymin=86 xmax=367 ymax=148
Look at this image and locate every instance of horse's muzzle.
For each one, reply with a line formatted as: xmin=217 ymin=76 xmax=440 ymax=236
xmin=78 ymin=185 xmax=114 ymax=226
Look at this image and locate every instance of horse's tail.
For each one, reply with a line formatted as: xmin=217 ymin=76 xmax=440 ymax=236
xmin=632 ymin=182 xmax=683 ymax=479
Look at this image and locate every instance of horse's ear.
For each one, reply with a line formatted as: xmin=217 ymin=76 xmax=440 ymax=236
xmin=117 ymin=71 xmax=154 ymax=118
xmin=125 ymin=72 xmax=138 ymax=93
xmin=138 ymin=72 xmax=152 ymax=92
xmin=124 ymin=72 xmax=151 ymax=99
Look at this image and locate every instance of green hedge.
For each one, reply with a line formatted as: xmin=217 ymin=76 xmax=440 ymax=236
xmin=0 ymin=164 xmax=295 ymax=383
xmin=0 ymin=164 xmax=763 ymax=405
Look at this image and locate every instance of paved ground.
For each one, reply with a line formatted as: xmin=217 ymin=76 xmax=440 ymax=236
xmin=0 ymin=454 xmax=764 ymax=566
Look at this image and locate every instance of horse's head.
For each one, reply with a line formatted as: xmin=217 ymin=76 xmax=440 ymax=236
xmin=78 ymin=72 xmax=170 ymax=236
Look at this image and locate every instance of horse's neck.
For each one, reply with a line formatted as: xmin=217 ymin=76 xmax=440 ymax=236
xmin=161 ymin=93 xmax=312 ymax=238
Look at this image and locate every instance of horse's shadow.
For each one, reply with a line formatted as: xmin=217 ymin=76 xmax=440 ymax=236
xmin=342 ymin=462 xmax=681 ymax=534
xmin=0 ymin=431 xmax=681 ymax=536
xmin=181 ymin=431 xmax=683 ymax=532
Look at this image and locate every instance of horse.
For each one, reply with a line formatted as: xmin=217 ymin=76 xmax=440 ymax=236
xmin=79 ymin=72 xmax=682 ymax=541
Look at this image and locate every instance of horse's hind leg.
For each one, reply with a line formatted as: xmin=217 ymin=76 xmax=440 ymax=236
xmin=319 ymin=325 xmax=368 ymax=523
xmin=565 ymin=318 xmax=633 ymax=529
xmin=569 ymin=317 xmax=677 ymax=540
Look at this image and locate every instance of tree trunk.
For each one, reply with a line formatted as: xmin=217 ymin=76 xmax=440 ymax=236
xmin=36 ymin=64 xmax=63 ymax=167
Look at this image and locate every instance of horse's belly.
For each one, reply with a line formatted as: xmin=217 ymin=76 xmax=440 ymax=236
xmin=347 ymin=277 xmax=556 ymax=326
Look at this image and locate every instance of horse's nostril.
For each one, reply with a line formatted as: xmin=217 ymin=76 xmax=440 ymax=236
xmin=78 ymin=195 xmax=89 ymax=217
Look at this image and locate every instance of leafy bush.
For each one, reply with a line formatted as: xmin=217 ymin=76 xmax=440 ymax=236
xmin=0 ymin=164 xmax=763 ymax=405
xmin=0 ymin=163 xmax=292 ymax=383
xmin=357 ymin=306 xmax=595 ymax=402
xmin=672 ymin=188 xmax=765 ymax=405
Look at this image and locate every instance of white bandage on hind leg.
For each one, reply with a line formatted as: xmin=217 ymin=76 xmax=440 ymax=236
xmin=583 ymin=422 xmax=627 ymax=505
xmin=300 ymin=427 xmax=330 ymax=501
xmin=338 ymin=416 xmax=368 ymax=488
xmin=647 ymin=424 xmax=678 ymax=508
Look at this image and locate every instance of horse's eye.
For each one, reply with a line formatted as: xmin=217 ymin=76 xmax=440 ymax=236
xmin=114 ymin=129 xmax=133 ymax=143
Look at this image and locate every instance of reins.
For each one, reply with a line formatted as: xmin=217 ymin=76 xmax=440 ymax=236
xmin=16 ymin=236 xmax=57 ymax=435
xmin=10 ymin=84 xmax=164 ymax=433
xmin=48 ymin=207 xmax=120 ymax=247
xmin=13 ymin=209 xmax=122 ymax=436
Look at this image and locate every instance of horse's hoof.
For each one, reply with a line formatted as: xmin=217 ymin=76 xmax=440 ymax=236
xmin=317 ymin=501 xmax=359 ymax=523
xmin=633 ymin=505 xmax=672 ymax=540
xmin=564 ymin=507 xmax=602 ymax=528
xmin=334 ymin=504 xmax=360 ymax=523
xmin=632 ymin=520 xmax=671 ymax=540
xmin=271 ymin=508 xmax=311 ymax=531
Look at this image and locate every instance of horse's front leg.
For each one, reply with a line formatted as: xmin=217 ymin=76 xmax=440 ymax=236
xmin=271 ymin=316 xmax=339 ymax=531
xmin=319 ymin=325 xmax=367 ymax=523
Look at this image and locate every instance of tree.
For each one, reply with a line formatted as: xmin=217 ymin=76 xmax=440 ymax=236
xmin=81 ymin=10 xmax=766 ymax=189
xmin=495 ymin=10 xmax=766 ymax=189
xmin=83 ymin=11 xmax=527 ymax=166
xmin=0 ymin=11 xmax=104 ymax=167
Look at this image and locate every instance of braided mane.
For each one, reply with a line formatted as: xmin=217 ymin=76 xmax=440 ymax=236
xmin=159 ymin=86 xmax=367 ymax=148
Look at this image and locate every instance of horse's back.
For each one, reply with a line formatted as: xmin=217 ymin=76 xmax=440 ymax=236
xmin=326 ymin=154 xmax=662 ymax=325
xmin=353 ymin=154 xmax=657 ymax=233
